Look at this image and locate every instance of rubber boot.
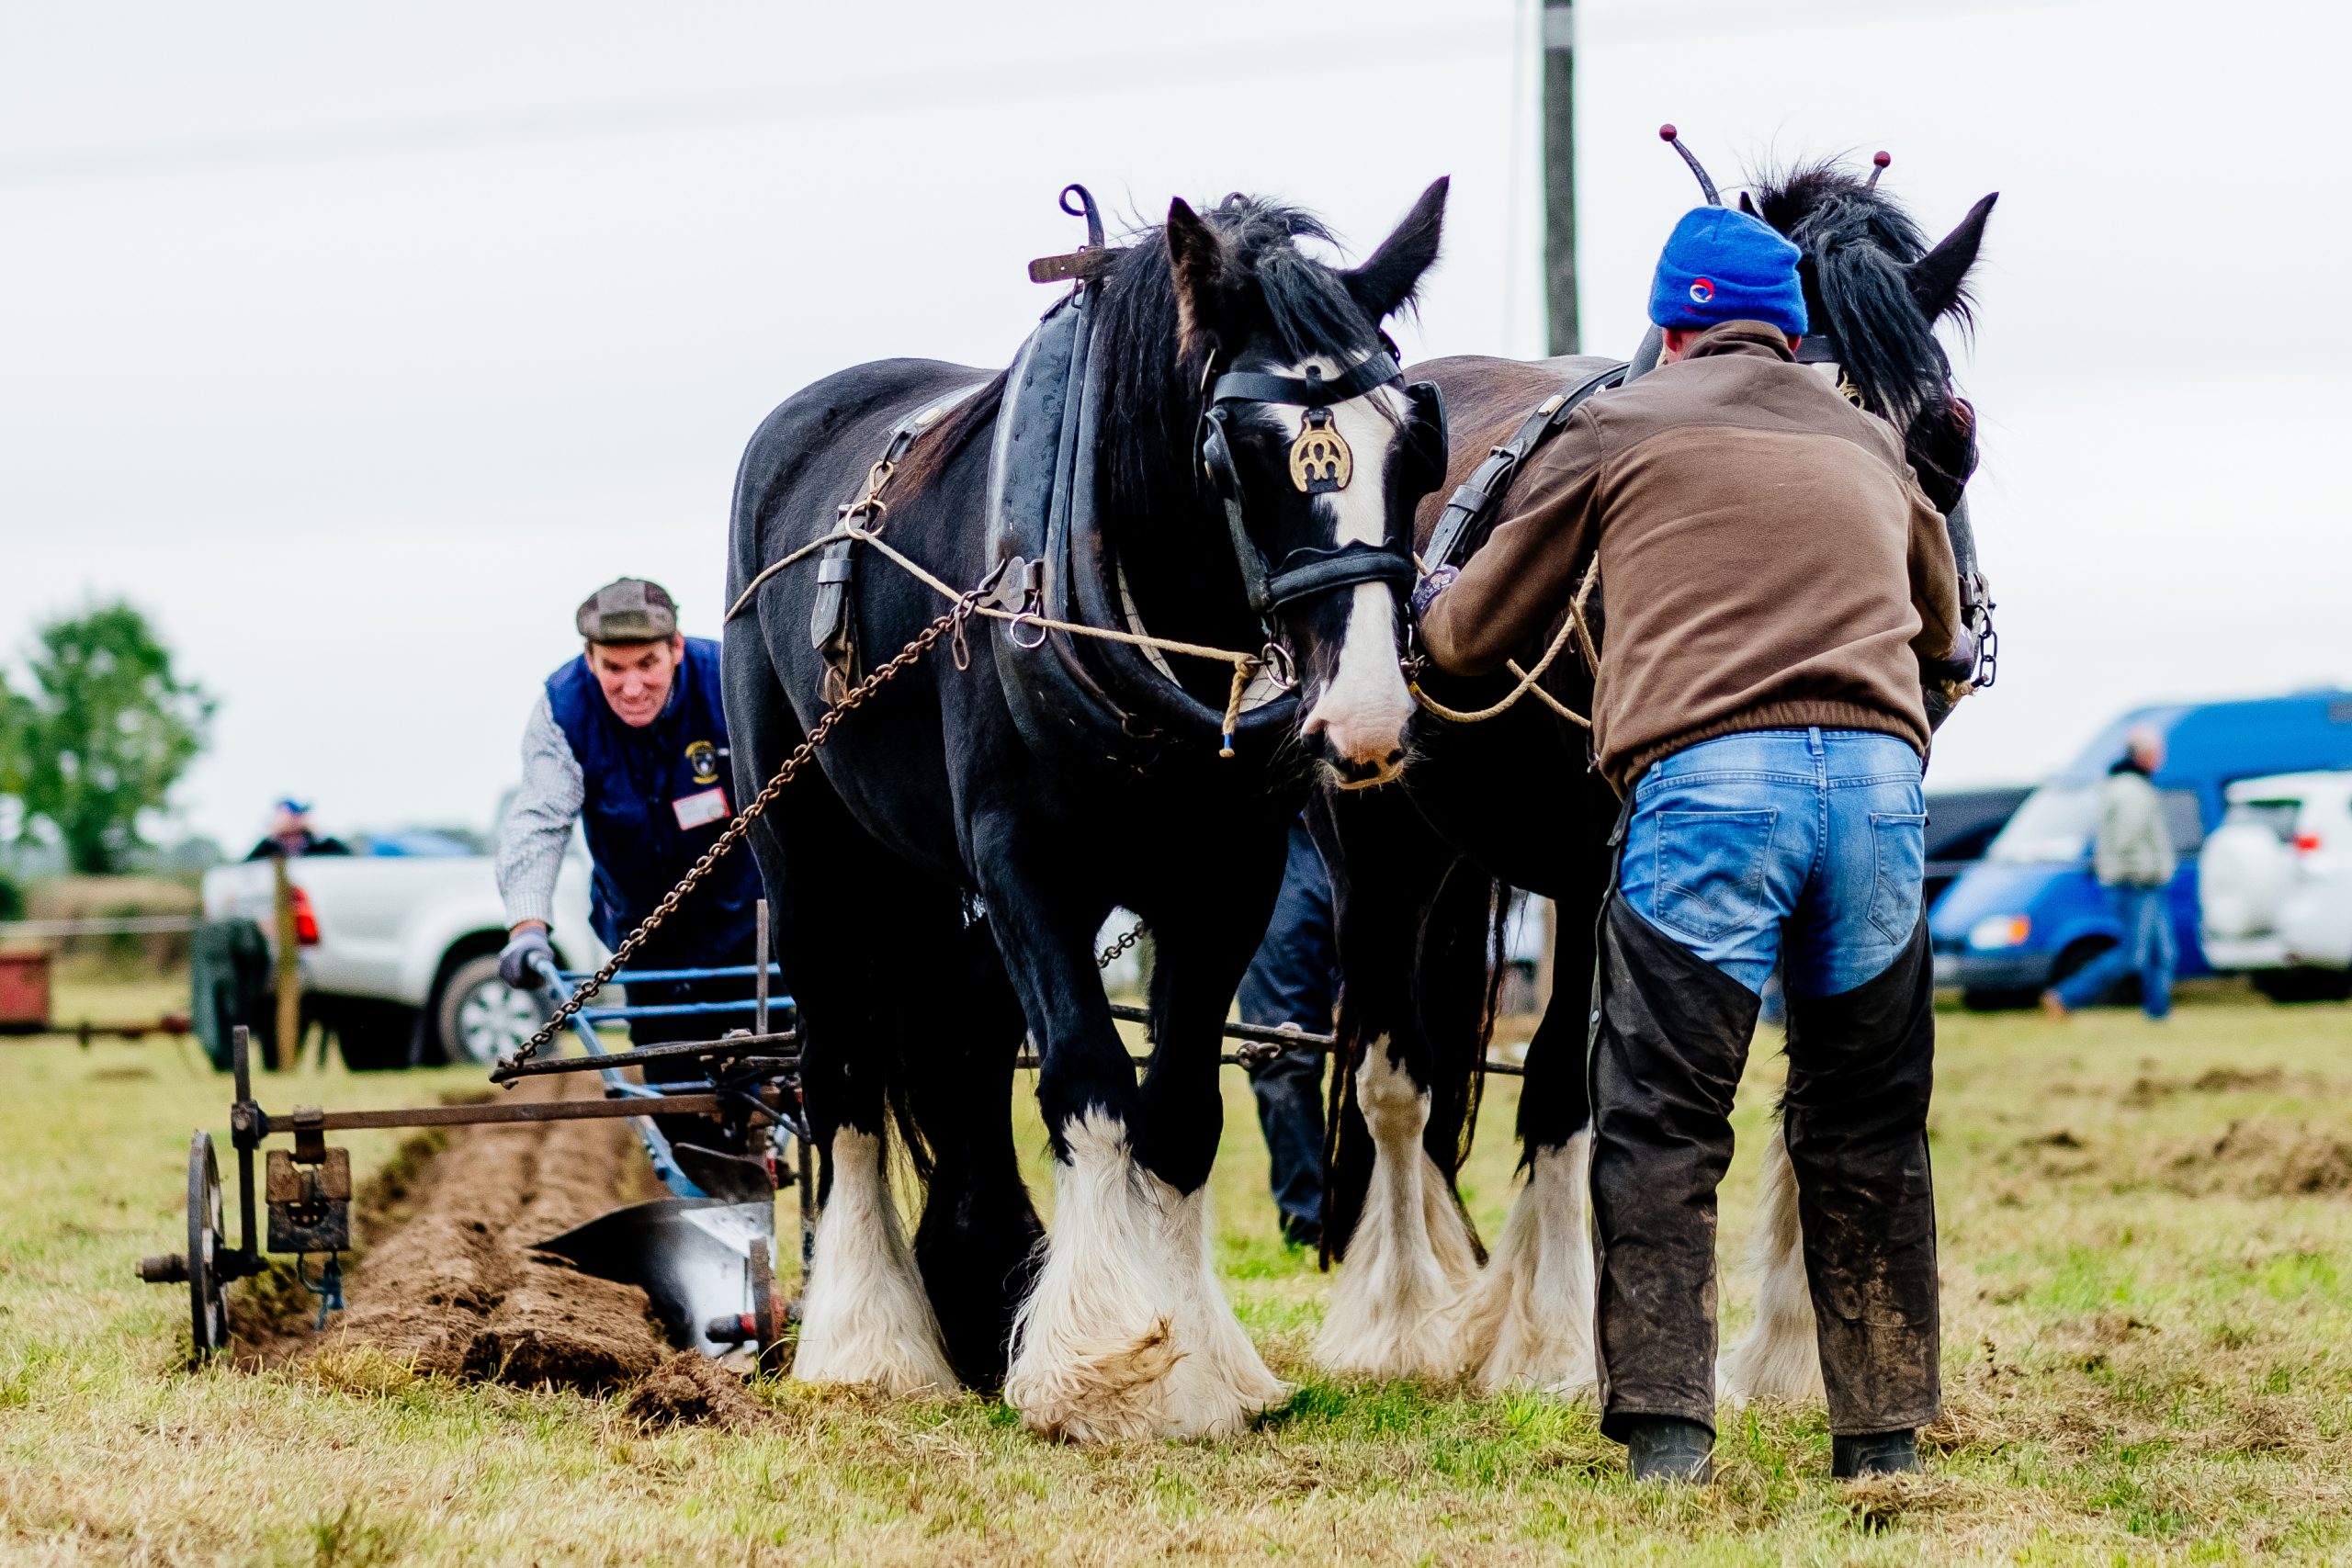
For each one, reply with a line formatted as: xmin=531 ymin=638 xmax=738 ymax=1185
xmin=1832 ymin=1428 xmax=1920 ymax=1478
xmin=1623 ymin=1416 xmax=1714 ymax=1483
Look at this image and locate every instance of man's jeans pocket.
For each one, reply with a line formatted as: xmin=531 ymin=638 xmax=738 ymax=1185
xmin=1652 ymin=809 xmax=1779 ymax=945
xmin=1868 ymin=811 xmax=1929 ymax=943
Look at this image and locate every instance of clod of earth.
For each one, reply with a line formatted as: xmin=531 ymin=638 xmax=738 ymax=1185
xmin=235 ymin=1075 xmax=747 ymax=1407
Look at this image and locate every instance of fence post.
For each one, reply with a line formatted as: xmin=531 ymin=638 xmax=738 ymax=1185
xmin=271 ymin=858 xmax=300 ymax=1072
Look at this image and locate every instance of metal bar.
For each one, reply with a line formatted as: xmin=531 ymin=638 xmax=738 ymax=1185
xmin=1010 ymin=1045 xmax=1523 ymax=1077
xmin=248 ymin=1091 xmax=771 ymax=1134
xmin=798 ymin=1134 xmax=818 ymax=1276
xmin=232 ymin=1026 xmax=258 ymax=1254
xmin=754 ymin=901 xmax=770 ymax=1037
xmin=492 ymin=1031 xmax=797 ymax=1080
xmin=1105 ymin=1003 xmax=1335 ymax=1052
xmin=524 ymin=950 xmax=704 ymax=1194
xmin=1091 ymin=1006 xmax=1524 ymax=1077
xmin=578 ymin=998 xmax=772 ymax=1020
xmin=555 ymin=965 xmax=787 ymax=985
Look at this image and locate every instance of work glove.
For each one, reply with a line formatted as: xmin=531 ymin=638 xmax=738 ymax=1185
xmin=1409 ymin=564 xmax=1459 ymax=624
xmin=499 ymin=926 xmax=556 ymax=991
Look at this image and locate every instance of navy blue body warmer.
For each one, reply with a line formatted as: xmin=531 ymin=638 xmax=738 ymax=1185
xmin=546 ymin=637 xmax=760 ymax=959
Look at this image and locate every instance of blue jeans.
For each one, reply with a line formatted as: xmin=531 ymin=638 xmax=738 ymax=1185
xmin=1236 ymin=820 xmax=1335 ymax=1246
xmin=2052 ymin=886 xmax=2176 ymax=1019
xmin=1621 ymin=729 xmax=1928 ymax=997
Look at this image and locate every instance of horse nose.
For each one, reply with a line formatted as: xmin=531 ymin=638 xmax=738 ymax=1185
xmin=1321 ymin=747 xmax=1407 ymax=788
xmin=1301 ymin=705 xmax=1410 ymax=789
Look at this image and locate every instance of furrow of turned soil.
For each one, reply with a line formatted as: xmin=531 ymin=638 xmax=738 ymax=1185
xmin=229 ymin=1073 xmax=762 ymax=1423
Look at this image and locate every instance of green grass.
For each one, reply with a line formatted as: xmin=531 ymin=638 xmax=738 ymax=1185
xmin=6 ymin=987 xmax=2352 ymax=1562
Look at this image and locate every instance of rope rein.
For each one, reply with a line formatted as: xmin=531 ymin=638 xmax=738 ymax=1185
xmin=503 ymin=417 xmax=1594 ymax=1077
xmin=1408 ymin=551 xmax=1602 ymax=728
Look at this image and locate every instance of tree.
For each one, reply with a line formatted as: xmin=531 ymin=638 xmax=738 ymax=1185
xmin=14 ymin=603 xmax=214 ymax=874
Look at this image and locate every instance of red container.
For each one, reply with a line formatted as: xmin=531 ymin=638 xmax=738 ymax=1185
xmin=0 ymin=950 xmax=52 ymax=1034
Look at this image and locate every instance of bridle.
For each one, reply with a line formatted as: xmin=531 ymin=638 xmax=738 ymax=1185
xmin=1196 ymin=345 xmax=1447 ymax=651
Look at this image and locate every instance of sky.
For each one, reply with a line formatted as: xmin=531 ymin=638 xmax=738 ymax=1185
xmin=4 ymin=0 xmax=2346 ymax=852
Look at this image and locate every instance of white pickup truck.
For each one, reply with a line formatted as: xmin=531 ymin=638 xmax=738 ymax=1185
xmin=200 ymin=828 xmax=607 ymax=1068
xmin=2199 ymin=770 xmax=2352 ymax=1001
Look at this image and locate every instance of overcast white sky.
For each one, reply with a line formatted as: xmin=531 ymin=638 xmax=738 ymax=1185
xmin=4 ymin=0 xmax=2346 ymax=852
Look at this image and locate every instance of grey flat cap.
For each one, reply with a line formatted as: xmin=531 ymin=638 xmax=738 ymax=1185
xmin=577 ymin=578 xmax=678 ymax=643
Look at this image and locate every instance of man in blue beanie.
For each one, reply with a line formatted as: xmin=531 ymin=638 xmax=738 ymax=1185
xmin=1418 ymin=207 xmax=1978 ymax=1483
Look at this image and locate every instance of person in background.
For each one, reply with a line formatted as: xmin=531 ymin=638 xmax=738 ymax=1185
xmin=243 ymin=799 xmax=350 ymax=861
xmin=1234 ymin=820 xmax=1337 ymax=1250
xmin=495 ymin=578 xmax=763 ymax=1146
xmin=2043 ymin=725 xmax=2177 ymax=1020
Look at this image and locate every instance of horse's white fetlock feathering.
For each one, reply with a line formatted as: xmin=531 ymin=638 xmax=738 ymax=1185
xmin=1317 ymin=1042 xmax=1479 ymax=1377
xmin=1719 ymin=1122 xmax=1826 ymax=1405
xmin=790 ymin=1126 xmax=956 ymax=1394
xmin=1003 ymin=1111 xmax=1287 ymax=1441
xmin=1458 ymin=1130 xmax=1597 ymax=1396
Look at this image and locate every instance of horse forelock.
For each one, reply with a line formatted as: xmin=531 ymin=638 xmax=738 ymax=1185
xmin=1748 ymin=159 xmax=1960 ymax=440
xmin=1093 ymin=197 xmax=1386 ymax=523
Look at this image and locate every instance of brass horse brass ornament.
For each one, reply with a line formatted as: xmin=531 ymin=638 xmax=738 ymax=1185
xmin=1288 ymin=408 xmax=1353 ymax=493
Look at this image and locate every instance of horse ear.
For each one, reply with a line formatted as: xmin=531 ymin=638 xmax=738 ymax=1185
xmin=1737 ymin=190 xmax=1760 ymax=218
xmin=1907 ymin=192 xmax=1997 ymax=321
xmin=1344 ymin=176 xmax=1449 ymax=320
xmin=1167 ymin=197 xmax=1239 ymax=358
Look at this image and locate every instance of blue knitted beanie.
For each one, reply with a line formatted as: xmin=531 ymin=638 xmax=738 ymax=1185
xmin=1647 ymin=206 xmax=1808 ymax=337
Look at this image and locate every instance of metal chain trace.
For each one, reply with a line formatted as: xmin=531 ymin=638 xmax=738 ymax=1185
xmin=493 ymin=588 xmax=984 ymax=1080
xmin=1096 ymin=919 xmax=1146 ymax=971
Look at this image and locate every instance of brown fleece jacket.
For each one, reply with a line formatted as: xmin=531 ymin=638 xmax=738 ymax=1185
xmin=1418 ymin=320 xmax=1963 ymax=794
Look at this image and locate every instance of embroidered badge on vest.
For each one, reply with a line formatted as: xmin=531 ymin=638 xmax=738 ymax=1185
xmin=684 ymin=739 xmax=719 ymax=784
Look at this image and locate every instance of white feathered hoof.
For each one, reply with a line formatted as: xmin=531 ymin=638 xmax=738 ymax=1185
xmin=790 ymin=1126 xmax=956 ymax=1395
xmin=1002 ymin=1111 xmax=1288 ymax=1442
xmin=1316 ymin=1043 xmax=1480 ymax=1379
xmin=1458 ymin=1131 xmax=1597 ymax=1397
xmin=1719 ymin=1123 xmax=1826 ymax=1405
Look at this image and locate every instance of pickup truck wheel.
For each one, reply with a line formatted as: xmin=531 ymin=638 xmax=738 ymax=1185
xmin=436 ymin=955 xmax=542 ymax=1066
xmin=2252 ymin=967 xmax=2352 ymax=1004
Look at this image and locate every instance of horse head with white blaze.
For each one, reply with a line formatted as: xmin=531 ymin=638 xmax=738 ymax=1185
xmin=1118 ymin=183 xmax=1449 ymax=788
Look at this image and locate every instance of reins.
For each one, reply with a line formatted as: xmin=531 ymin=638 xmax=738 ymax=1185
xmin=505 ymin=382 xmax=1582 ymax=1078
xmin=1407 ymin=550 xmax=1602 ymax=728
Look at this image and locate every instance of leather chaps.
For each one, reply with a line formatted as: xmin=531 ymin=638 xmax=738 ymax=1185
xmin=1589 ymin=897 xmax=1941 ymax=1439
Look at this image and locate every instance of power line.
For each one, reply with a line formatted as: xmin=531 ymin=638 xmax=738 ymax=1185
xmin=1 ymin=25 xmax=1510 ymax=191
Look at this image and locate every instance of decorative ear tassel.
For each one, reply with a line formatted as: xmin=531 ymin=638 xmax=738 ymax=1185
xmin=1867 ymin=151 xmax=1891 ymax=190
xmin=1658 ymin=124 xmax=1722 ymax=207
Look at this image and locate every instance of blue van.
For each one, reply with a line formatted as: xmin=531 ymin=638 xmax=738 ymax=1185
xmin=1932 ymin=691 xmax=2352 ymax=1008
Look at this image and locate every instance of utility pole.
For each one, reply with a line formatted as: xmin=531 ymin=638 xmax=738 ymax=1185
xmin=1542 ymin=0 xmax=1578 ymax=356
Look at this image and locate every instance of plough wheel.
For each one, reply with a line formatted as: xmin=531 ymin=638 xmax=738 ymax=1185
xmin=186 ymin=1130 xmax=230 ymax=1358
xmin=749 ymin=1243 xmax=785 ymax=1373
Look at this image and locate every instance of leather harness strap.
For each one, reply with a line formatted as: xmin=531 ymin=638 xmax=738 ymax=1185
xmin=1201 ymin=350 xmax=1427 ymax=625
xmin=808 ymin=384 xmax=986 ymax=695
xmin=1422 ymin=362 xmax=1624 ymax=574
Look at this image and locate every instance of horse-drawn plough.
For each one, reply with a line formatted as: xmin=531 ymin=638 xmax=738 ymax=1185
xmin=135 ymin=899 xmax=1520 ymax=1365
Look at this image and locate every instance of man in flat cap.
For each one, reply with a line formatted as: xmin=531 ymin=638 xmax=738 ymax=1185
xmin=495 ymin=579 xmax=763 ymax=1135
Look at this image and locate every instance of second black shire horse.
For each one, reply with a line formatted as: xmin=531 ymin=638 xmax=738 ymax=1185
xmin=724 ymin=183 xmax=1449 ymax=1439
xmin=1310 ymin=156 xmax=1996 ymax=1399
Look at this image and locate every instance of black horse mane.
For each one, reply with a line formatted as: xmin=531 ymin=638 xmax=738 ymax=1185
xmin=1750 ymin=159 xmax=1969 ymax=455
xmin=1091 ymin=196 xmax=1388 ymax=525
xmin=891 ymin=197 xmax=1387 ymax=535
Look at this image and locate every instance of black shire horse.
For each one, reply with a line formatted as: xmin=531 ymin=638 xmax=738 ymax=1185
xmin=723 ymin=183 xmax=1449 ymax=1439
xmin=1306 ymin=157 xmax=1996 ymax=1400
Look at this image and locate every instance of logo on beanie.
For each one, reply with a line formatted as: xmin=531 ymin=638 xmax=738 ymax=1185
xmin=1689 ymin=277 xmax=1714 ymax=305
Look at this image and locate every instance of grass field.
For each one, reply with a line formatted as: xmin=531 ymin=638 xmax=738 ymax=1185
xmin=6 ymin=980 xmax=2352 ymax=1564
